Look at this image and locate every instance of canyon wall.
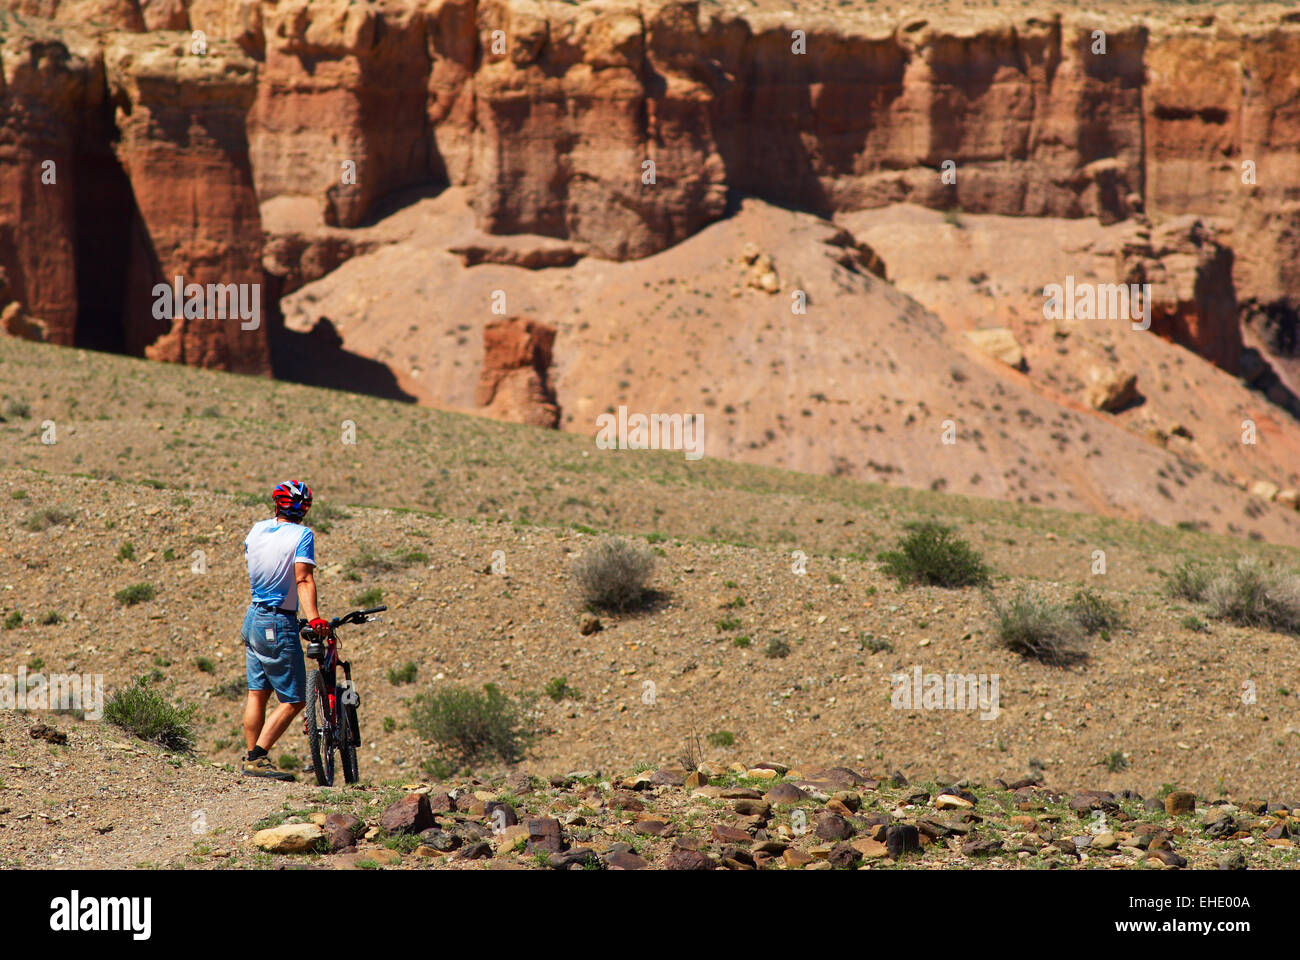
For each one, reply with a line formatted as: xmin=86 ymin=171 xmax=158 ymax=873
xmin=1 ymin=0 xmax=1298 ymax=375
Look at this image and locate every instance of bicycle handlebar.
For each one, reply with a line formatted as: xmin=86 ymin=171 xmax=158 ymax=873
xmin=300 ymin=605 xmax=386 ymax=638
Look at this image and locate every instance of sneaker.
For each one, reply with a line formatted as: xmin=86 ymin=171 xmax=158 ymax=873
xmin=240 ymin=755 xmax=296 ymax=782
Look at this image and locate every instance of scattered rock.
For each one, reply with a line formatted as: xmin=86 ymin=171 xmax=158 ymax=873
xmin=253 ymin=823 xmax=324 ymax=854
xmin=964 ymin=327 xmax=1025 ymax=370
xmin=380 ymin=794 xmax=434 ymax=835
xmin=664 ymin=849 xmax=716 ymax=870
xmin=453 ymin=841 xmax=493 ymax=861
xmin=29 ymin=721 xmax=67 ymax=745
xmin=885 ymin=824 xmax=921 ymax=859
xmin=525 ymin=818 xmax=565 ymax=855
xmin=1086 ymin=366 xmax=1141 ymax=413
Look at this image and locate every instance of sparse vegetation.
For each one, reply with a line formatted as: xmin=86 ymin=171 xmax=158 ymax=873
xmin=1065 ymin=588 xmax=1125 ymax=636
xmin=706 ymin=731 xmax=735 ymax=748
xmin=990 ymin=590 xmax=1087 ymax=666
xmin=386 ymin=661 xmax=418 ymax=686
xmin=1165 ymin=557 xmax=1300 ymax=634
xmin=2 ymin=611 xmax=21 ymax=631
xmin=570 ymin=536 xmax=655 ymax=612
xmin=409 ymin=683 xmax=536 ymax=767
xmin=1165 ymin=558 xmax=1214 ymax=601
xmin=764 ymin=637 xmax=791 ymax=659
xmin=878 ymin=521 xmax=991 ymax=588
xmin=346 ymin=549 xmax=428 ymax=576
xmin=544 ymin=676 xmax=580 ymax=702
xmin=21 ymin=508 xmax=74 ymax=532
xmin=103 ymin=677 xmax=197 ymax=752
xmin=352 ymin=587 xmax=384 ymax=608
xmin=1201 ymin=558 xmax=1300 ymax=634
xmin=115 ymin=583 xmax=156 ymax=606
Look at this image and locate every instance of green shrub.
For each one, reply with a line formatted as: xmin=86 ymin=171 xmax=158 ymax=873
xmin=21 ymin=508 xmax=74 ymax=532
xmin=1164 ymin=558 xmax=1213 ymax=601
xmin=352 ymin=587 xmax=384 ymax=608
xmin=570 ymin=537 xmax=655 ymax=612
xmin=2 ymin=611 xmax=21 ymax=631
xmin=991 ymin=591 xmax=1087 ymax=666
xmin=3 ymin=398 xmax=31 ymax=420
xmin=38 ymin=611 xmax=62 ymax=626
xmin=209 ymin=678 xmax=245 ymax=701
xmin=387 ymin=661 xmax=418 ymax=686
xmin=347 ymin=550 xmax=427 ymax=576
xmin=409 ymin=683 xmax=536 ymax=767
xmin=1065 ymin=589 xmax=1125 ymax=635
xmin=764 ymin=637 xmax=791 ymax=659
xmin=706 ymin=731 xmax=735 ymax=748
xmin=1202 ymin=558 xmax=1300 ymax=634
xmin=117 ymin=542 xmax=136 ymax=562
xmin=878 ymin=522 xmax=990 ymax=588
xmin=115 ymin=583 xmax=156 ymax=606
xmin=195 ymin=656 xmax=216 ymax=674
xmin=103 ymin=678 xmax=196 ymax=751
xmin=544 ymin=677 xmax=580 ymax=702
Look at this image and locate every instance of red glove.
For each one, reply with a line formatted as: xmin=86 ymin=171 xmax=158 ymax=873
xmin=308 ymin=618 xmax=331 ymax=638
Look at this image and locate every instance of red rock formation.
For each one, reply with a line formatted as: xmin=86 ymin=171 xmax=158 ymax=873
xmin=3 ymin=0 xmax=1300 ymax=382
xmin=228 ymin=0 xmax=431 ymax=229
xmin=1117 ymin=217 xmax=1242 ymax=374
xmin=475 ymin=316 xmax=559 ymax=428
xmin=104 ymin=32 xmax=270 ymax=373
xmin=0 ymin=14 xmax=101 ymax=346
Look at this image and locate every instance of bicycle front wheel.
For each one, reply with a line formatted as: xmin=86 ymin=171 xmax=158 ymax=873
xmin=338 ymin=699 xmax=359 ymax=784
xmin=305 ymin=670 xmax=334 ymax=786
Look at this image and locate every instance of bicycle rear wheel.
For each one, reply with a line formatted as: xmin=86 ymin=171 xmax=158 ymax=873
xmin=305 ymin=670 xmax=334 ymax=786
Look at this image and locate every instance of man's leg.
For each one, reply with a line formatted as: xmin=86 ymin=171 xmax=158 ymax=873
xmin=243 ymin=689 xmax=271 ymax=753
xmin=255 ymin=700 xmax=305 ymax=751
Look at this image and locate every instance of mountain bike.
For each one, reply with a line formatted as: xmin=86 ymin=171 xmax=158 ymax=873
xmin=299 ymin=605 xmax=385 ymax=786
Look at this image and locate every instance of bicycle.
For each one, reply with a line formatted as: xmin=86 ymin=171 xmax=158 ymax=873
xmin=299 ymin=604 xmax=385 ymax=786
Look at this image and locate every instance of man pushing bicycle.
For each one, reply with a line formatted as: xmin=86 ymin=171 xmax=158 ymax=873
xmin=238 ymin=480 xmax=331 ymax=781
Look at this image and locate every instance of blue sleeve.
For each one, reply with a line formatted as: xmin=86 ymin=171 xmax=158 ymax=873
xmin=295 ymin=527 xmax=316 ymax=565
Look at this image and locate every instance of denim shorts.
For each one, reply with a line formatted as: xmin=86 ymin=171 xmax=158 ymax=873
xmin=241 ymin=603 xmax=306 ymax=703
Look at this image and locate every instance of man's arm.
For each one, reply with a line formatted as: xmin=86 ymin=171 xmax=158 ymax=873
xmin=296 ymin=562 xmax=322 ymax=622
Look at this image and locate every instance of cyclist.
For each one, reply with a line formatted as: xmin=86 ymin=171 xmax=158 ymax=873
xmin=238 ymin=480 xmax=330 ymax=780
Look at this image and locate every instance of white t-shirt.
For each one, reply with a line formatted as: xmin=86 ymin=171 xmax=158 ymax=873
xmin=245 ymin=518 xmax=316 ymax=611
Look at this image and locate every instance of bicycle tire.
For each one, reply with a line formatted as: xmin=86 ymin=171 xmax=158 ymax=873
xmin=305 ymin=670 xmax=334 ymax=786
xmin=338 ymin=697 xmax=359 ymax=784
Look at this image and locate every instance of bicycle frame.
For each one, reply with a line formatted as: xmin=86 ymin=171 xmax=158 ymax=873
xmin=300 ymin=606 xmax=380 ymax=785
